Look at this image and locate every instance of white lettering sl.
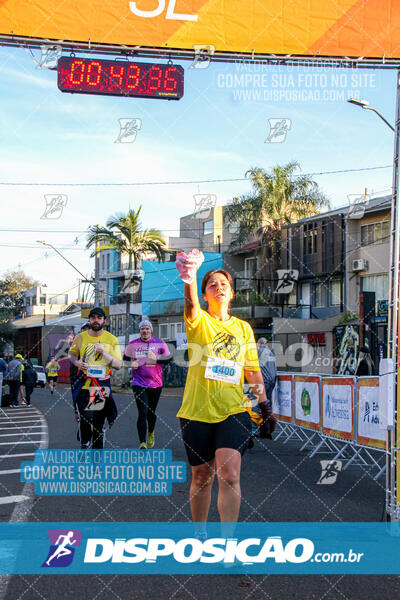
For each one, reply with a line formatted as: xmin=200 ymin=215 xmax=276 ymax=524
xmin=129 ymin=0 xmax=198 ymax=21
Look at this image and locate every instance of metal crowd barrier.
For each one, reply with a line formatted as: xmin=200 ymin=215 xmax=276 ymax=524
xmin=272 ymin=373 xmax=387 ymax=479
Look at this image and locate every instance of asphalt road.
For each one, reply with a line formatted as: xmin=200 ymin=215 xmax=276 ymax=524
xmin=0 ymin=384 xmax=399 ymax=600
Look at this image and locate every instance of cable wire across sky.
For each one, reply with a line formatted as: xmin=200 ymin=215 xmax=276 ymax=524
xmin=0 ymin=165 xmax=392 ymax=187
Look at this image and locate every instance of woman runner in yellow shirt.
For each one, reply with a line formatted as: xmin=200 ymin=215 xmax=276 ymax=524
xmin=176 ymin=252 xmax=276 ymax=538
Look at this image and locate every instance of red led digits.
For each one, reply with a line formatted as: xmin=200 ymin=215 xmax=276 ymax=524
xmin=164 ymin=66 xmax=178 ymax=92
xmin=87 ymin=61 xmax=102 ymax=87
xmin=110 ymin=64 xmax=124 ymax=88
xmin=148 ymin=65 xmax=163 ymax=92
xmin=69 ymin=60 xmax=85 ymax=85
xmin=126 ymin=64 xmax=141 ymax=90
xmin=58 ymin=57 xmax=184 ymax=100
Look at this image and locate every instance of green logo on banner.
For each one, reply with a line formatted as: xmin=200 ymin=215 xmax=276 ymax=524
xmin=301 ymin=388 xmax=311 ymax=416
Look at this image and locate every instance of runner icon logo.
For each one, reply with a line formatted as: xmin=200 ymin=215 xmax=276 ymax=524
xmin=42 ymin=529 xmax=82 ymax=567
xmin=317 ymin=460 xmax=342 ymax=485
xmin=265 ymin=118 xmax=291 ymax=143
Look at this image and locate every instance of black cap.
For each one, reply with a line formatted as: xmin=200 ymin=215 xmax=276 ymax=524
xmin=360 ymin=346 xmax=370 ymax=353
xmin=89 ymin=307 xmax=106 ymax=319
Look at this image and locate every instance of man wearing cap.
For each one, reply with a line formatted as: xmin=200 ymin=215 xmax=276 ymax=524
xmin=7 ymin=354 xmax=23 ymax=407
xmin=68 ymin=308 xmax=122 ymax=449
xmin=124 ymin=319 xmax=171 ymax=449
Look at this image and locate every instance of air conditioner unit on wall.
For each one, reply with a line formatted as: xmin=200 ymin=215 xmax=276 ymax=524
xmin=352 ymin=259 xmax=369 ymax=272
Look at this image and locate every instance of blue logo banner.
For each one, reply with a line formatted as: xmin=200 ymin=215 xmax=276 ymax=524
xmin=1 ymin=522 xmax=400 ymax=574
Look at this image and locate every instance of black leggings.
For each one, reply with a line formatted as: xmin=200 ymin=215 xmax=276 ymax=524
xmin=133 ymin=386 xmax=162 ymax=443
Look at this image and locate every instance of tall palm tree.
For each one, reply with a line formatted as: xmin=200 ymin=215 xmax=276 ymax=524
xmin=225 ymin=161 xmax=330 ymax=295
xmin=87 ymin=206 xmax=167 ymax=345
xmin=87 ymin=206 xmax=166 ymax=270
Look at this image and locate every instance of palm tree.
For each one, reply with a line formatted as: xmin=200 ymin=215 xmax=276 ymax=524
xmin=225 ymin=161 xmax=330 ymax=297
xmin=87 ymin=206 xmax=166 ymax=270
xmin=87 ymin=206 xmax=167 ymax=345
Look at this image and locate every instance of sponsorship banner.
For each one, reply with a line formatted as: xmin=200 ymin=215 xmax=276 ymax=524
xmin=294 ymin=375 xmax=321 ymax=430
xmin=0 ymin=1 xmax=399 ymax=58
xmin=1 ymin=522 xmax=400 ymax=574
xmin=272 ymin=375 xmax=293 ymax=423
xmin=322 ymin=377 xmax=354 ymax=440
xmin=357 ymin=377 xmax=386 ymax=450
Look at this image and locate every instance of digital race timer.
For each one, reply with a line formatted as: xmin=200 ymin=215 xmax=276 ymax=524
xmin=57 ymin=57 xmax=184 ymax=100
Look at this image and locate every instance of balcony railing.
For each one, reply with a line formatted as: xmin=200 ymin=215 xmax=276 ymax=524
xmin=231 ymin=303 xmax=313 ymax=319
xmin=149 ymin=298 xmax=185 ymax=316
xmin=109 ymin=292 xmax=141 ymax=305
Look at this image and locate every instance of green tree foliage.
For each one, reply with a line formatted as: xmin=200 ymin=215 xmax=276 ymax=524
xmin=225 ymin=162 xmax=330 ymax=251
xmin=0 ymin=270 xmax=38 ymax=352
xmin=87 ymin=206 xmax=167 ymax=270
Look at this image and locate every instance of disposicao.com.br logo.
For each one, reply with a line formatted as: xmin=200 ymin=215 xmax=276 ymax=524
xmin=84 ymin=535 xmax=316 ymax=565
xmin=2 ymin=522 xmax=395 ymax=575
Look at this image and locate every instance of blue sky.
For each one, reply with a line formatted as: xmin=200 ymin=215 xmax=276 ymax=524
xmin=0 ymin=46 xmax=396 ymax=299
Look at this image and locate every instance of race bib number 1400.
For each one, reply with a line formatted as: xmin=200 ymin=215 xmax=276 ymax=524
xmin=204 ymin=356 xmax=243 ymax=385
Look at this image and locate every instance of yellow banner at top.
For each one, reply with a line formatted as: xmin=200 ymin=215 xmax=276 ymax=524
xmin=0 ymin=0 xmax=399 ymax=58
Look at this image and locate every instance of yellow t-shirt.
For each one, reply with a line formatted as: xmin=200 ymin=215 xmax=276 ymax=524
xmin=69 ymin=330 xmax=121 ymax=387
xmin=177 ymin=309 xmax=260 ymax=423
xmin=46 ymin=361 xmax=60 ymax=377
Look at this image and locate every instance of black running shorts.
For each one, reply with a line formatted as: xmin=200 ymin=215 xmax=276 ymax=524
xmin=179 ymin=411 xmax=252 ymax=466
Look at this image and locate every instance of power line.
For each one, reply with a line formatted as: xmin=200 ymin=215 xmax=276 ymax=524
xmin=0 ymin=165 xmax=392 ymax=187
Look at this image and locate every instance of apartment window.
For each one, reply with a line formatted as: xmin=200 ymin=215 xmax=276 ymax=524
xmin=106 ymin=253 xmax=111 ymax=272
xmin=361 ymin=274 xmax=389 ymax=301
xmin=101 ymin=254 xmax=105 ymax=270
xmin=40 ymin=295 xmax=46 ymax=305
xmin=303 ymin=223 xmax=317 ymax=255
xmin=25 ymin=297 xmax=31 ymax=306
xmin=31 ymin=296 xmax=37 ymax=305
xmin=170 ymin=322 xmax=183 ymax=340
xmin=330 ymin=280 xmax=341 ymax=306
xmin=313 ymin=282 xmax=327 ymax=307
xmin=203 ymin=220 xmax=213 ymax=235
xmin=228 ymin=222 xmax=240 ymax=234
xmin=361 ymin=221 xmax=390 ymax=246
xmin=244 ymin=257 xmax=257 ymax=278
xmin=159 ymin=324 xmax=169 ymax=339
xmin=158 ymin=322 xmax=183 ymax=340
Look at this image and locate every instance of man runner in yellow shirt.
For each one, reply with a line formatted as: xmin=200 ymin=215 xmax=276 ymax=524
xmin=68 ymin=307 xmax=122 ymax=449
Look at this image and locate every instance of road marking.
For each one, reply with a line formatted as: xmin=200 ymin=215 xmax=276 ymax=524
xmin=0 ymin=495 xmax=30 ymax=505
xmin=0 ymin=414 xmax=41 ymax=418
xmin=0 ymin=453 xmax=35 ymax=459
xmin=0 ymin=409 xmax=48 ymax=600
xmin=0 ymin=441 xmax=41 ymax=446
xmin=0 ymin=419 xmax=42 ymax=424
xmin=0 ymin=433 xmax=42 ymax=438
xmin=0 ymin=469 xmax=20 ymax=475
xmin=0 ymin=423 xmax=43 ymax=432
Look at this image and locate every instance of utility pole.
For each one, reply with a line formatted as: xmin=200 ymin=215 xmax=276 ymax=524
xmin=95 ymin=224 xmax=100 ymax=306
xmin=387 ymin=70 xmax=400 ymax=521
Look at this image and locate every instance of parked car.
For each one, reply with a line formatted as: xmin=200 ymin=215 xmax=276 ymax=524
xmin=33 ymin=365 xmax=46 ymax=388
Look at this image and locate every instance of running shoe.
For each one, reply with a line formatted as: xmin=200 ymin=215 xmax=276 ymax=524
xmin=21 ymin=401 xmax=26 ymax=406
xmin=139 ymin=442 xmax=147 ymax=450
xmin=146 ymin=432 xmax=155 ymax=449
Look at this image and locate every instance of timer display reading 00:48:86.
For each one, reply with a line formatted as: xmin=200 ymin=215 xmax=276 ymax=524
xmin=57 ymin=57 xmax=184 ymax=100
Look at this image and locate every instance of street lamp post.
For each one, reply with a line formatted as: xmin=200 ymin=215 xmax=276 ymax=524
xmin=347 ymin=98 xmax=395 ymax=132
xmin=348 ymin=83 xmax=400 ymax=522
xmin=37 ymin=240 xmax=96 ymax=290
